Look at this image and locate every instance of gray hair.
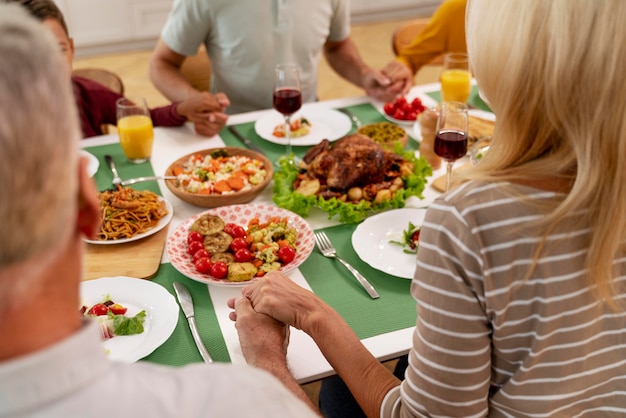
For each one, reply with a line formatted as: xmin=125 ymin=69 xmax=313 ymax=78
xmin=0 ymin=4 xmax=81 ymax=268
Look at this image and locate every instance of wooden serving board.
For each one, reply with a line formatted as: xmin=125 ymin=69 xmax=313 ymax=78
xmin=82 ymin=225 xmax=169 ymax=281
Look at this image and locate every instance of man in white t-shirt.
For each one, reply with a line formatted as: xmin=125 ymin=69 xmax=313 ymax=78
xmin=0 ymin=6 xmax=320 ymax=417
xmin=149 ymin=0 xmax=405 ymax=130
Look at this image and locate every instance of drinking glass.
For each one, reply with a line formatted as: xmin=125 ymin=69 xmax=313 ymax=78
xmin=434 ymin=101 xmax=469 ymax=192
xmin=116 ymin=96 xmax=154 ymax=164
xmin=440 ymin=52 xmax=471 ymax=103
xmin=273 ymin=64 xmax=302 ymax=161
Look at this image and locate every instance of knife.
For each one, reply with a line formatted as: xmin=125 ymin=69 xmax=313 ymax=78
xmin=173 ymin=282 xmax=214 ymax=364
xmin=227 ymin=125 xmax=265 ymax=154
xmin=337 ymin=107 xmax=362 ymax=129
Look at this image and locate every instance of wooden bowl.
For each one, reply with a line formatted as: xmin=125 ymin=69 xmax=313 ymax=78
xmin=357 ymin=122 xmax=408 ymax=151
xmin=165 ymin=147 xmax=273 ymax=208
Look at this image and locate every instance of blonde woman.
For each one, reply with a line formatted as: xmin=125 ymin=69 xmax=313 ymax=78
xmin=229 ymin=0 xmax=626 ymax=416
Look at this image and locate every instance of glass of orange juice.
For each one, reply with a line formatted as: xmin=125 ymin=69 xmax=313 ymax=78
xmin=440 ymin=53 xmax=472 ymax=103
xmin=116 ymin=97 xmax=154 ymax=164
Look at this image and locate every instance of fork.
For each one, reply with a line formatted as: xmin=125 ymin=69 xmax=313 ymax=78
xmin=314 ymin=231 xmax=379 ymax=299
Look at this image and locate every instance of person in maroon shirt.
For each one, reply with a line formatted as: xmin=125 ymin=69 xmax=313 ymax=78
xmin=7 ymin=0 xmax=229 ymax=138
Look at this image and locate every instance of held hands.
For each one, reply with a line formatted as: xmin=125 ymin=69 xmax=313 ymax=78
xmin=227 ymin=294 xmax=290 ymax=366
xmin=177 ymin=92 xmax=230 ymax=137
xmin=369 ymin=60 xmax=413 ymax=102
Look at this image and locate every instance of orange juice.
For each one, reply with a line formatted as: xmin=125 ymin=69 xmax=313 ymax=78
xmin=118 ymin=115 xmax=154 ymax=162
xmin=441 ymin=69 xmax=472 ymax=103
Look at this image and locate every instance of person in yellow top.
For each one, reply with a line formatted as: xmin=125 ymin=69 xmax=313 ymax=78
xmin=383 ymin=0 xmax=467 ymax=95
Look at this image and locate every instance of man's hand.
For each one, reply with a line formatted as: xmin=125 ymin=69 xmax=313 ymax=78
xmin=227 ymin=294 xmax=289 ymax=367
xmin=177 ymin=92 xmax=230 ymax=137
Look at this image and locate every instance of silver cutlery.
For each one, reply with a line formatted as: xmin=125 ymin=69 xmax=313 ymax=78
xmin=314 ymin=231 xmax=379 ymax=299
xmin=227 ymin=125 xmax=266 ymax=154
xmin=104 ymin=154 xmax=122 ymax=187
xmin=338 ymin=108 xmax=362 ymax=129
xmin=173 ymin=282 xmax=214 ymax=363
xmin=120 ymin=175 xmax=177 ymax=186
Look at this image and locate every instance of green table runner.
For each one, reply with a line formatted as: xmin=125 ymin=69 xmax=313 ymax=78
xmin=301 ymin=224 xmax=417 ymax=338
xmin=427 ymin=85 xmax=492 ymax=112
xmin=145 ymin=264 xmax=231 ymax=364
xmin=90 ymin=143 xmax=159 ymax=194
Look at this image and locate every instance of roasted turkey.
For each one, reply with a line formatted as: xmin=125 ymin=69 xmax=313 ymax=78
xmin=302 ymin=133 xmax=404 ymax=190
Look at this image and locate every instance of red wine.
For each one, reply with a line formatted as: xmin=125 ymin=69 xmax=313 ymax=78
xmin=273 ymin=88 xmax=302 ymax=115
xmin=434 ymin=130 xmax=468 ymax=161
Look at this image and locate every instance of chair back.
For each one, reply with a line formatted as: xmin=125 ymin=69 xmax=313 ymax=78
xmin=72 ymin=68 xmax=125 ymax=134
xmin=72 ymin=67 xmax=125 ymax=95
xmin=180 ymin=45 xmax=212 ymax=92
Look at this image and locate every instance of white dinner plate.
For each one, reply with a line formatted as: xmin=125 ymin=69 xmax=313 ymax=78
xmin=412 ymin=109 xmax=496 ymax=143
xmin=167 ymin=203 xmax=315 ymax=286
xmin=80 ymin=276 xmax=179 ymax=363
xmin=254 ymin=104 xmax=352 ymax=146
xmin=84 ymin=198 xmax=173 ymax=245
xmin=81 ymin=150 xmax=99 ymax=177
xmin=352 ymin=208 xmax=428 ymax=279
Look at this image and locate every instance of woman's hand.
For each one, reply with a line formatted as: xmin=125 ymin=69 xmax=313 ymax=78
xmin=228 ymin=294 xmax=290 ymax=366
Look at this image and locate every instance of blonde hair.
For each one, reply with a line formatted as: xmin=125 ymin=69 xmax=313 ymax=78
xmin=0 ymin=5 xmax=80 ymax=268
xmin=465 ymin=0 xmax=626 ymax=305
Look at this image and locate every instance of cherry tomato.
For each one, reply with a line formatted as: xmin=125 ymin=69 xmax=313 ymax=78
xmin=230 ymin=237 xmax=248 ymax=252
xmin=224 ymin=223 xmax=247 ymax=238
xmin=234 ymin=248 xmax=253 ymax=263
xmin=192 ymin=249 xmax=211 ymax=263
xmin=87 ymin=303 xmax=109 ymax=316
xmin=277 ymin=246 xmax=296 ymax=263
xmin=108 ymin=303 xmax=128 ymax=315
xmin=187 ymin=231 xmax=204 ymax=244
xmin=210 ymin=261 xmax=228 ymax=279
xmin=194 ymin=257 xmax=212 ymax=274
xmin=393 ymin=109 xmax=406 ymax=120
xmin=188 ymin=240 xmax=205 ymax=256
xmin=383 ymin=102 xmax=395 ymax=115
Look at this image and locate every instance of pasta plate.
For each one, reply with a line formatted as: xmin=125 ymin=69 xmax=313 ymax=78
xmin=84 ymin=198 xmax=173 ymax=245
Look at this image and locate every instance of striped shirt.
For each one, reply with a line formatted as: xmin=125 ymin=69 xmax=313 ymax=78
xmin=382 ymin=181 xmax=626 ymax=417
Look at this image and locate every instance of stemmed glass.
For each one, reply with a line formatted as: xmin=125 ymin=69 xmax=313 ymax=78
xmin=440 ymin=52 xmax=471 ymax=103
xmin=434 ymin=101 xmax=469 ymax=192
xmin=273 ymin=64 xmax=302 ymax=162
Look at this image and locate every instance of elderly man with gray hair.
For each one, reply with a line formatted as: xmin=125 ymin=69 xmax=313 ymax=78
xmin=0 ymin=5 xmax=319 ymax=417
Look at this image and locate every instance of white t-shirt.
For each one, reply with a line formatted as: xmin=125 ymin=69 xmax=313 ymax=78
xmin=161 ymin=0 xmax=350 ymax=114
xmin=0 ymin=321 xmax=319 ymax=417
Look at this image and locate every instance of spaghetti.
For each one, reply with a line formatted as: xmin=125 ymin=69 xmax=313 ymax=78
xmin=97 ymin=187 xmax=168 ymax=240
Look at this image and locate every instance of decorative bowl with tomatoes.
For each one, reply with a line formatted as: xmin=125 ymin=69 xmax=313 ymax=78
xmin=381 ymin=96 xmax=427 ymax=125
xmin=167 ymin=204 xmax=315 ymax=285
xmin=165 ymin=147 xmax=274 ymax=208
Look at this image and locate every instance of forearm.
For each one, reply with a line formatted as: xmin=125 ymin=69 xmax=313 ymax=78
xmin=149 ymin=59 xmax=198 ymax=102
xmin=323 ymin=39 xmax=371 ymax=89
xmin=251 ymin=355 xmax=320 ymax=414
xmin=305 ymin=304 xmax=401 ymax=418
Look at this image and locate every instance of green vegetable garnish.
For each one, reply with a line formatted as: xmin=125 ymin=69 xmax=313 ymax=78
xmin=211 ymin=149 xmax=229 ymax=158
xmin=108 ymin=310 xmax=146 ymax=336
xmin=390 ymin=221 xmax=421 ymax=254
xmin=272 ymin=146 xmax=432 ymax=223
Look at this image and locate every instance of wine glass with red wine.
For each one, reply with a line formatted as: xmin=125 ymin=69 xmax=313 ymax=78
xmin=434 ymin=101 xmax=469 ymax=192
xmin=273 ymin=64 xmax=302 ymax=161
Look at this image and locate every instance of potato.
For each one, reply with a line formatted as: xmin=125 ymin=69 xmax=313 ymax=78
xmin=295 ymin=178 xmax=321 ymax=196
xmin=374 ymin=189 xmax=392 ymax=204
xmin=347 ymin=187 xmax=363 ymax=201
xmin=227 ymin=262 xmax=258 ymax=282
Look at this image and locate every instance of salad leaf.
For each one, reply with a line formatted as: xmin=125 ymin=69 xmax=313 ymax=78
xmin=272 ymin=149 xmax=432 ymax=223
xmin=108 ymin=310 xmax=146 ymax=336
